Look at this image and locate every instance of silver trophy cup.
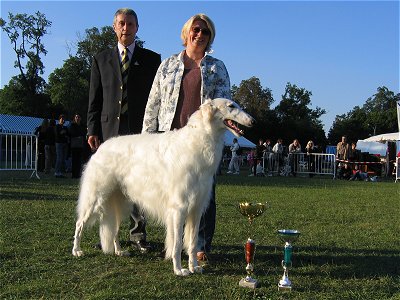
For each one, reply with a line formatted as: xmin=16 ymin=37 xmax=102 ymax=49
xmin=277 ymin=229 xmax=300 ymax=291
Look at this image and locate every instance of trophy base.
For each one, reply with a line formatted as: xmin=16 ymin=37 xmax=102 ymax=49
xmin=239 ymin=278 xmax=259 ymax=289
xmin=278 ymin=284 xmax=292 ymax=292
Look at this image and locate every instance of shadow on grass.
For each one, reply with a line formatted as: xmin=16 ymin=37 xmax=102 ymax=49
xmin=62 ymin=237 xmax=400 ymax=280
xmin=0 ymin=190 xmax=76 ymax=201
xmin=209 ymin=244 xmax=400 ymax=279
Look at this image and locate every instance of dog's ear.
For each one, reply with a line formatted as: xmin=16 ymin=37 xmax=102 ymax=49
xmin=200 ymin=101 xmax=216 ymax=121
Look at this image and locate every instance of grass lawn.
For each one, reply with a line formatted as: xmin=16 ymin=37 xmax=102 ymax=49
xmin=0 ymin=170 xmax=399 ymax=300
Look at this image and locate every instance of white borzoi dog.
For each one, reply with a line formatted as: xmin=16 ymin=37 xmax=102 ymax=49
xmin=72 ymin=98 xmax=254 ymax=275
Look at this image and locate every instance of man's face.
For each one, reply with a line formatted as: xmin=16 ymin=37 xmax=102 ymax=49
xmin=113 ymin=13 xmax=138 ymax=46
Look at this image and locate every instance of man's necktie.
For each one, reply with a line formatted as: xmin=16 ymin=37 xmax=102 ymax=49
xmin=120 ymin=48 xmax=130 ymax=114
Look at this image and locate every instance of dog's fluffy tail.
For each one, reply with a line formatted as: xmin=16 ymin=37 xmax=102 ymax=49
xmin=76 ymin=161 xmax=122 ymax=254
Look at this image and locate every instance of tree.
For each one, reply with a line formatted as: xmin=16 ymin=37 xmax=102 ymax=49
xmin=275 ymin=83 xmax=327 ymax=147
xmin=47 ymin=57 xmax=89 ymax=120
xmin=1 ymin=11 xmax=51 ymax=95
xmin=328 ymin=107 xmax=367 ymax=145
xmin=327 ymin=86 xmax=399 ymax=144
xmin=0 ymin=11 xmax=52 ymax=116
xmin=0 ymin=77 xmax=52 ymax=117
xmin=231 ymin=76 xmax=275 ymax=142
xmin=363 ymin=86 xmax=398 ymax=135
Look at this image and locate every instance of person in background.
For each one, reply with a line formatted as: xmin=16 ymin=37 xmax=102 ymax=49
xmin=34 ymin=118 xmax=49 ymax=172
xmin=349 ymin=164 xmax=369 ymax=181
xmin=44 ymin=119 xmax=56 ymax=174
xmin=348 ymin=142 xmax=359 ymax=162
xmin=54 ymin=114 xmax=68 ymax=178
xmin=142 ymin=13 xmax=230 ymax=264
xmin=227 ymin=138 xmax=240 ymax=175
xmin=336 ymin=135 xmax=351 ymax=161
xmin=69 ymin=113 xmax=86 ymax=178
xmin=86 ymin=8 xmax=161 ymax=252
xmin=338 ymin=163 xmax=352 ymax=180
xmin=305 ymin=140 xmax=316 ymax=177
xmin=263 ymin=139 xmax=273 ymax=176
xmin=288 ymin=139 xmax=301 ymax=176
xmin=272 ymin=138 xmax=284 ymax=174
xmin=252 ymin=138 xmax=265 ymax=176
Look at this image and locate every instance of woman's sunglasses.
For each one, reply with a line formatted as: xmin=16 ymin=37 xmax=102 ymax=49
xmin=191 ymin=26 xmax=211 ymax=36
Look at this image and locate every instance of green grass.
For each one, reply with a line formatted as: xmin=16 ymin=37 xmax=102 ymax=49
xmin=1 ymin=171 xmax=399 ymax=300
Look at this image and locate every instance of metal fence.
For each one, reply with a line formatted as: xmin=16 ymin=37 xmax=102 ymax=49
xmin=261 ymin=152 xmax=336 ymax=178
xmin=0 ymin=132 xmax=39 ymax=178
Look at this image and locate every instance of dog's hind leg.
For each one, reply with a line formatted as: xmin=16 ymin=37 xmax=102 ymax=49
xmin=112 ymin=195 xmax=130 ymax=257
xmin=72 ymin=220 xmax=85 ymax=257
xmin=100 ymin=191 xmax=129 ymax=256
xmin=72 ymin=196 xmax=96 ymax=257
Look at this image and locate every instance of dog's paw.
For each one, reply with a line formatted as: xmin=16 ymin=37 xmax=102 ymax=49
xmin=115 ymin=250 xmax=130 ymax=257
xmin=191 ymin=266 xmax=203 ymax=274
xmin=72 ymin=249 xmax=84 ymax=257
xmin=175 ymin=268 xmax=191 ymax=276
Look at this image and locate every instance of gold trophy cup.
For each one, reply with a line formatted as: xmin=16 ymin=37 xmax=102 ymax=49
xmin=238 ymin=202 xmax=267 ymax=289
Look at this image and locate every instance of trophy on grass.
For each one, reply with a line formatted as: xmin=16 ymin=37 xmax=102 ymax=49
xmin=277 ymin=229 xmax=300 ymax=291
xmin=238 ymin=202 xmax=267 ymax=289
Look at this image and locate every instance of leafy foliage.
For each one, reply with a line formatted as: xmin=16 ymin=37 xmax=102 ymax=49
xmin=0 ymin=11 xmax=50 ymax=95
xmin=275 ymin=83 xmax=327 ymax=146
xmin=0 ymin=11 xmax=53 ymax=116
xmin=47 ymin=57 xmax=89 ymax=120
xmin=233 ymin=79 xmax=327 ymax=148
xmin=328 ymin=87 xmax=399 ymax=144
xmin=232 ymin=77 xmax=277 ymax=142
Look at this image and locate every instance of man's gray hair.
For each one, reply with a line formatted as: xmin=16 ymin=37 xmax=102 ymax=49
xmin=114 ymin=8 xmax=139 ymax=26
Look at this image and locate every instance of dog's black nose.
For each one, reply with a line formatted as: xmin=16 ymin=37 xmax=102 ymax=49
xmin=250 ymin=118 xmax=256 ymax=126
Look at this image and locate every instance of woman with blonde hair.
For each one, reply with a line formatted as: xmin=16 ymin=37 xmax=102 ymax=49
xmin=306 ymin=140 xmax=316 ymax=177
xmin=143 ymin=13 xmax=230 ymax=264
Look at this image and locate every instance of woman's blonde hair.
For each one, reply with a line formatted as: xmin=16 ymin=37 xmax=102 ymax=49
xmin=181 ymin=14 xmax=215 ymax=52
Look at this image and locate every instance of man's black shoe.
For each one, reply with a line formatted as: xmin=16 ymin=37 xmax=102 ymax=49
xmin=132 ymin=240 xmax=152 ymax=253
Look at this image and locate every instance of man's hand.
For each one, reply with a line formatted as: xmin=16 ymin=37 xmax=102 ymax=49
xmin=88 ymin=135 xmax=100 ymax=151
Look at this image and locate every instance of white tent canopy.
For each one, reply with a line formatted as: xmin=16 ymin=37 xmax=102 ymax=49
xmin=356 ymin=140 xmax=387 ymax=156
xmin=363 ymin=132 xmax=399 ymax=142
xmin=224 ymin=131 xmax=256 ymax=148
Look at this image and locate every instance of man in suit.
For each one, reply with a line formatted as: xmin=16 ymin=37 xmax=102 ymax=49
xmin=87 ymin=8 xmax=161 ymax=252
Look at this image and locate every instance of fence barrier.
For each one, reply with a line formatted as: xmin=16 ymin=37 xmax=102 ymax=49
xmin=260 ymin=152 xmax=337 ymax=178
xmin=0 ymin=132 xmax=39 ymax=178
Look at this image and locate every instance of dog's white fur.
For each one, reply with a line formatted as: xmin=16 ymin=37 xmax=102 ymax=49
xmin=72 ymin=98 xmax=254 ymax=275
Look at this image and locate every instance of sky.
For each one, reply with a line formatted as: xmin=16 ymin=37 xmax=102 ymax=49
xmin=1 ymin=0 xmax=399 ymax=134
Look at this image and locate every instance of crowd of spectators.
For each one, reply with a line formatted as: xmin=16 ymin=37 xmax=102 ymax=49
xmin=34 ymin=113 xmax=89 ymax=179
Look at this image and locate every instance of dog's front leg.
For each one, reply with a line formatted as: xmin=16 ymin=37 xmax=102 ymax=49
xmin=169 ymin=210 xmax=190 ymax=276
xmin=186 ymin=211 xmax=203 ymax=274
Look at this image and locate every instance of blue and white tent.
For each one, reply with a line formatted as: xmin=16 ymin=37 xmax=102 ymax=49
xmin=0 ymin=114 xmax=44 ymax=134
xmin=0 ymin=114 xmax=71 ymax=135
